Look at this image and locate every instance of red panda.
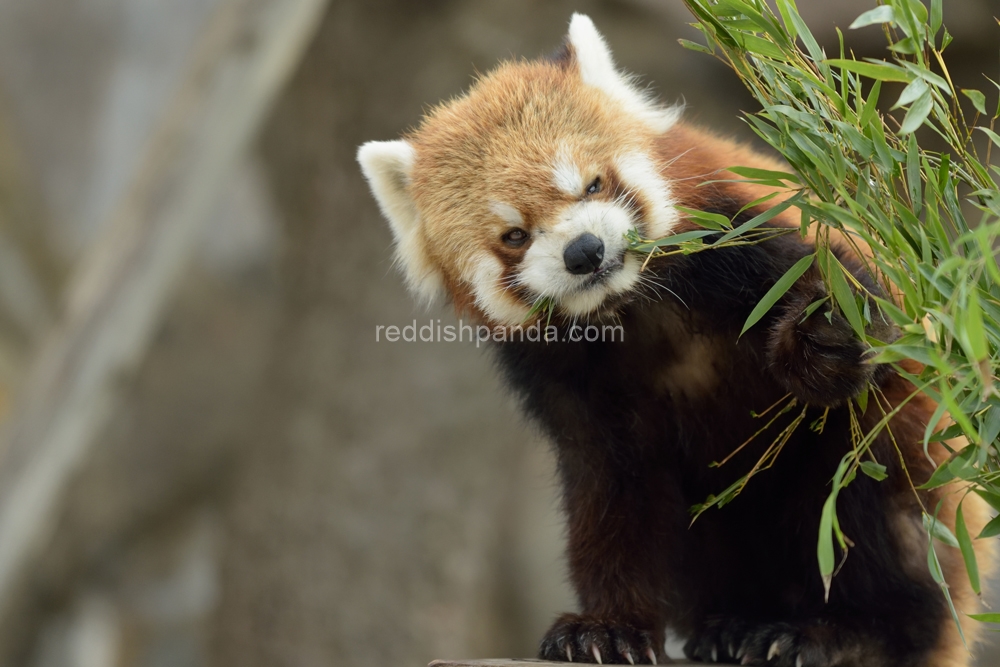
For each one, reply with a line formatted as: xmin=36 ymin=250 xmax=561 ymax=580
xmin=357 ymin=14 xmax=994 ymax=667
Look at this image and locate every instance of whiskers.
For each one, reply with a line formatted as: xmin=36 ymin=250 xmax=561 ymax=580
xmin=634 ymin=270 xmax=687 ymax=310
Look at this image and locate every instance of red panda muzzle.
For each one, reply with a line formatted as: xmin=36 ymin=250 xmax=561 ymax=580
xmin=564 ymin=233 xmax=605 ymax=275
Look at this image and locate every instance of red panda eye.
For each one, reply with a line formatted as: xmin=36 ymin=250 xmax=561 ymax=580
xmin=586 ymin=177 xmax=601 ymax=196
xmin=502 ymin=228 xmax=529 ymax=247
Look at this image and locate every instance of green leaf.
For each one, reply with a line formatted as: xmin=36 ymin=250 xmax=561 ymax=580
xmin=904 ymin=0 xmax=928 ymax=24
xmin=974 ymin=489 xmax=1000 ymax=513
xmin=859 ymin=461 xmax=887 ymax=481
xmin=859 ymin=80 xmax=883 ymax=128
xmin=921 ymin=446 xmax=979 ymax=489
xmin=927 ymin=542 xmax=945 ymax=582
xmin=855 ymin=387 xmax=869 ymax=413
xmin=956 ymin=501 xmax=981 ymax=595
xmin=906 ymin=133 xmax=922 ymax=214
xmin=962 ymin=89 xmax=988 ymax=116
xmin=921 ymin=460 xmax=956 ymax=489
xmin=849 ymin=5 xmax=895 ymax=29
xmin=678 ymin=38 xmax=714 ymax=55
xmin=799 ymin=296 xmax=830 ymax=322
xmin=818 ymin=492 xmax=837 ymax=601
xmin=734 ymin=33 xmax=786 ymax=60
xmin=726 ymin=165 xmax=801 ymax=184
xmin=740 ymin=254 xmax=815 ymax=337
xmin=824 ymin=59 xmax=914 ymax=82
xmin=893 ymin=78 xmax=929 ymax=110
xmin=902 ymin=63 xmax=951 ymax=93
xmin=976 ymin=126 xmax=1000 ymax=149
xmin=629 ymin=229 xmax=716 ymax=252
xmin=675 ymin=206 xmax=732 ymax=231
xmin=978 ymin=514 xmax=1000 ymax=539
xmin=888 ymin=38 xmax=917 ymax=55
xmin=968 ymin=613 xmax=1000 ymax=623
xmin=930 ymin=0 xmax=943 ymax=36
xmin=942 ymin=26 xmax=953 ymax=49
xmin=924 ymin=512 xmax=960 ymax=548
xmin=774 ymin=0 xmax=799 ymax=41
xmin=964 ymin=288 xmax=989 ymax=362
xmin=825 ymin=254 xmax=866 ymax=340
xmin=899 ymin=90 xmax=933 ymax=134
xmin=714 ymin=198 xmax=799 ymax=245
xmin=787 ymin=6 xmax=824 ymax=63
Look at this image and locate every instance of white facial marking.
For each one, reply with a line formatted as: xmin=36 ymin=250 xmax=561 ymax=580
xmin=468 ymin=251 xmax=530 ymax=325
xmin=553 ymin=148 xmax=584 ymax=196
xmin=518 ymin=200 xmax=640 ymax=319
xmin=615 ymin=151 xmax=678 ymax=239
xmin=489 ymin=201 xmax=523 ymax=227
xmin=567 ymin=14 xmax=682 ymax=134
xmin=357 ymin=140 xmax=443 ymax=303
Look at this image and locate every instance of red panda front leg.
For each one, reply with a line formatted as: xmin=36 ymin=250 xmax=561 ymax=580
xmin=538 ymin=459 xmax=677 ymax=664
xmin=765 ymin=251 xmax=897 ymax=408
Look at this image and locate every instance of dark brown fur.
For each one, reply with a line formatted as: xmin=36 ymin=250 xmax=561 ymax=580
xmin=491 ymin=144 xmax=988 ymax=666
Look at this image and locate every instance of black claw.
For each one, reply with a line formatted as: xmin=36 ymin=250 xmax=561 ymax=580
xmin=539 ymin=614 xmax=658 ymax=664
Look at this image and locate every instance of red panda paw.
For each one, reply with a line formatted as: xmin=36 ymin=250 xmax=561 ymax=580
xmin=538 ymin=613 xmax=660 ymax=664
xmin=765 ymin=290 xmax=879 ymax=408
xmin=685 ymin=617 xmax=879 ymax=667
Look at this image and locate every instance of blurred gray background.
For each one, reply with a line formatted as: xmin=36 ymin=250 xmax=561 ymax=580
xmin=0 ymin=1 xmax=996 ymax=666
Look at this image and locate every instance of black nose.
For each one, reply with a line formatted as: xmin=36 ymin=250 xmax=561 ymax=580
xmin=563 ymin=233 xmax=605 ymax=275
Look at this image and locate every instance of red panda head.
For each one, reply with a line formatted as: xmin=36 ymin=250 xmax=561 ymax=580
xmin=358 ymin=14 xmax=681 ymax=327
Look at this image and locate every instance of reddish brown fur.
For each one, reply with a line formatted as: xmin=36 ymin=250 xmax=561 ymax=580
xmin=406 ymin=57 xmax=659 ymax=322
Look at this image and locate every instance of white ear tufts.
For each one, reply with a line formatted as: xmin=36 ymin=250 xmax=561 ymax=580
xmin=566 ymin=13 xmax=681 ymax=134
xmin=357 ymin=140 xmax=443 ymax=303
xmin=568 ymin=14 xmax=618 ymax=89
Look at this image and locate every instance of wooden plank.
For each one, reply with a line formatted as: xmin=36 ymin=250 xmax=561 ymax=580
xmin=0 ymin=0 xmax=328 ymax=625
xmin=430 ymin=660 xmax=701 ymax=666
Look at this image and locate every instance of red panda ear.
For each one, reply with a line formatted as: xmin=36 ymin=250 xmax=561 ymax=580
xmin=357 ymin=140 xmax=443 ymax=303
xmin=566 ymin=14 xmax=681 ymax=134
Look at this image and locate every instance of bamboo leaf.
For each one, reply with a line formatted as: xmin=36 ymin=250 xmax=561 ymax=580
xmin=962 ymin=89 xmax=987 ymax=116
xmin=676 ymin=206 xmax=732 ymax=231
xmin=975 ymin=489 xmax=1000 ymax=512
xmin=899 ymin=90 xmax=933 ymax=134
xmin=726 ymin=165 xmax=801 ymax=184
xmin=956 ymin=501 xmax=981 ymax=595
xmin=825 ymin=255 xmax=866 ymax=340
xmin=968 ymin=613 xmax=1000 ymax=623
xmin=976 ymin=126 xmax=1000 ymax=148
xmin=930 ymin=0 xmax=943 ymax=36
xmin=893 ymin=78 xmax=929 ymax=110
xmin=849 ymin=6 xmax=895 ymax=29
xmin=787 ymin=7 xmax=823 ymax=63
xmin=859 ymin=80 xmax=882 ymax=128
xmin=978 ymin=514 xmax=1000 ymax=539
xmin=964 ymin=288 xmax=989 ymax=362
xmin=924 ymin=512 xmax=960 ymax=548
xmin=740 ymin=253 xmax=815 ymax=337
xmin=906 ymin=133 xmax=922 ymax=214
xmin=824 ymin=59 xmax=914 ymax=82
xmin=859 ymin=461 xmax=887 ymax=481
xmin=678 ymin=38 xmax=714 ymax=55
xmin=818 ymin=492 xmax=836 ymax=601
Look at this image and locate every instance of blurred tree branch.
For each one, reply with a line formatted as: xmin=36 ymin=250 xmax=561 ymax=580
xmin=0 ymin=94 xmax=63 ymax=392
xmin=0 ymin=0 xmax=329 ymax=657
